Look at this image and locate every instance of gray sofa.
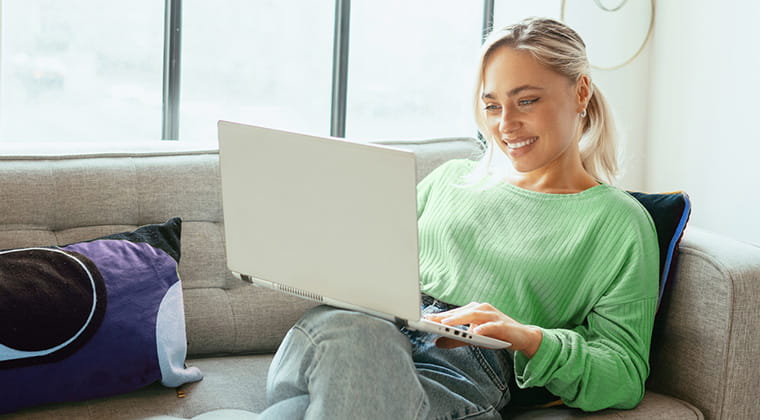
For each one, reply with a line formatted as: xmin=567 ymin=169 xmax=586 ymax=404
xmin=0 ymin=137 xmax=758 ymax=420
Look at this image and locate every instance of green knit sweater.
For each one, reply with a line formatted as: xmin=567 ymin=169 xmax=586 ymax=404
xmin=417 ymin=159 xmax=659 ymax=411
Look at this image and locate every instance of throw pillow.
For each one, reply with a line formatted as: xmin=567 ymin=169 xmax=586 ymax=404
xmin=627 ymin=191 xmax=692 ymax=309
xmin=0 ymin=217 xmax=202 ymax=414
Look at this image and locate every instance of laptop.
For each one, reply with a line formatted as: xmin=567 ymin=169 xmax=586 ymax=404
xmin=218 ymin=120 xmax=510 ymax=350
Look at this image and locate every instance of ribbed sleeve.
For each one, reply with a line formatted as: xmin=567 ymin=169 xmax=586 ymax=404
xmin=416 ymin=159 xmax=660 ymax=411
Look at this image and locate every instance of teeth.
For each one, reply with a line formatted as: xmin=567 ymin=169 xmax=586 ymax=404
xmin=506 ymin=137 xmax=537 ymax=149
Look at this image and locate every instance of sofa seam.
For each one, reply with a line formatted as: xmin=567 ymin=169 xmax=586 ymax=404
xmin=0 ymin=150 xmax=220 ymax=161
xmin=225 ymin=287 xmax=242 ymax=355
xmin=673 ymin=392 xmax=706 ymax=420
xmin=50 ymin=162 xmax=61 ymax=232
xmin=129 ymin=157 xmax=142 ymax=226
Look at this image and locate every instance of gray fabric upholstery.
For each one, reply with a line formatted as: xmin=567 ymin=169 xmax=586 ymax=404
xmin=504 ymin=392 xmax=702 ymax=419
xmin=144 ymin=410 xmax=259 ymax=420
xmin=2 ymin=355 xmax=701 ymax=420
xmin=0 ymin=355 xmax=271 ymax=419
xmin=1 ymin=137 xmax=757 ymax=419
xmin=647 ymin=227 xmax=760 ymax=420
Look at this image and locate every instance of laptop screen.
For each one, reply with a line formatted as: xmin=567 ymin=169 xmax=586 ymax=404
xmin=218 ymin=121 xmax=422 ymax=321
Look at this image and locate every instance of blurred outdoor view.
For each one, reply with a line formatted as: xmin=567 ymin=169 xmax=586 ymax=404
xmin=0 ymin=1 xmax=164 ymax=144
xmin=0 ymin=1 xmax=559 ymax=148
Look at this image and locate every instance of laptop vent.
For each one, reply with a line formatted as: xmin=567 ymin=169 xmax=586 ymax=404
xmin=277 ymin=284 xmax=325 ymax=302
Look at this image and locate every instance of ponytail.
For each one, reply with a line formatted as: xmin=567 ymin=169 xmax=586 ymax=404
xmin=580 ymin=83 xmax=618 ymax=185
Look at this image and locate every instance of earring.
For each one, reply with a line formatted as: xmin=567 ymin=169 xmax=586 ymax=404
xmin=580 ymin=109 xmax=587 ymax=118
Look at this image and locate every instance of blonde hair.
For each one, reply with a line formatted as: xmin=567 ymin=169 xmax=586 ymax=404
xmin=467 ymin=17 xmax=618 ymax=186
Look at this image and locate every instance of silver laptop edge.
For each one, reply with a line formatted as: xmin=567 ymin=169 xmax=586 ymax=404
xmin=233 ymin=272 xmax=509 ymax=350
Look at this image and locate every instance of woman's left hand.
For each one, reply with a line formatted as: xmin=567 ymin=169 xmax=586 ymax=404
xmin=424 ymin=302 xmax=543 ymax=358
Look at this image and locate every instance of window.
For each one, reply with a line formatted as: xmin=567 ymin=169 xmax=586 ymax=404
xmin=0 ymin=1 xmax=502 ymax=147
xmin=345 ymin=0 xmax=482 ymax=141
xmin=0 ymin=1 xmax=164 ymax=143
xmin=180 ymin=0 xmax=334 ymax=145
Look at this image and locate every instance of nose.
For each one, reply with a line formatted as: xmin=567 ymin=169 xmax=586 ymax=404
xmin=498 ymin=107 xmax=521 ymax=134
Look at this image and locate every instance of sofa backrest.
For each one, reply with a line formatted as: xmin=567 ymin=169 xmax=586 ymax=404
xmin=0 ymin=137 xmax=484 ymax=357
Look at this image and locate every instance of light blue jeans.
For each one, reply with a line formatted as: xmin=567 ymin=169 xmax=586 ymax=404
xmin=259 ymin=298 xmax=513 ymax=420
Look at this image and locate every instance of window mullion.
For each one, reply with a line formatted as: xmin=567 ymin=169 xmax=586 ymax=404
xmin=162 ymin=0 xmax=182 ymax=140
xmin=482 ymin=0 xmax=494 ymax=42
xmin=330 ymin=0 xmax=350 ymax=138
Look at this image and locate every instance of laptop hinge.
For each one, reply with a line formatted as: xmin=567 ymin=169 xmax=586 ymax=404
xmin=394 ymin=317 xmax=408 ymax=329
xmin=241 ymin=274 xmax=254 ymax=284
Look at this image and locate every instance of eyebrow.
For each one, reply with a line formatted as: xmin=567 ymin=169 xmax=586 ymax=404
xmin=482 ymin=84 xmax=544 ymax=99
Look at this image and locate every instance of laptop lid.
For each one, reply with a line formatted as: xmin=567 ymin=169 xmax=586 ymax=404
xmin=218 ymin=121 xmax=422 ymax=322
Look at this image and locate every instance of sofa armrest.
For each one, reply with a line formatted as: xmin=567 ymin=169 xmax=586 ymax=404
xmin=648 ymin=226 xmax=760 ymax=420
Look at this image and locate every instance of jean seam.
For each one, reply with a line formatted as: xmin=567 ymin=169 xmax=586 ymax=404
xmin=292 ymin=324 xmax=319 ymax=347
xmin=434 ymin=405 xmax=498 ymax=420
xmin=470 ymin=347 xmax=508 ymax=392
xmin=288 ymin=324 xmax=320 ymax=390
xmin=414 ymin=389 xmax=430 ymax=420
xmin=456 ymin=406 xmax=498 ymax=420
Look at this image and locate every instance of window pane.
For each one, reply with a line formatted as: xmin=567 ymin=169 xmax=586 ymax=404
xmin=346 ymin=1 xmax=482 ymax=141
xmin=181 ymin=1 xmax=334 ymax=146
xmin=0 ymin=1 xmax=163 ymax=143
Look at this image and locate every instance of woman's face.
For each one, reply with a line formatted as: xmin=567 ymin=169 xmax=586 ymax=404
xmin=481 ymin=46 xmax=588 ymax=176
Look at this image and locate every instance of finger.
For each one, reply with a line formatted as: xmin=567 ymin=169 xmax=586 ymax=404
xmin=470 ymin=322 xmax=516 ymax=344
xmin=425 ymin=303 xmax=500 ymax=327
xmin=424 ymin=310 xmax=466 ymax=322
xmin=440 ymin=310 xmax=500 ymax=326
xmin=423 ymin=312 xmax=444 ymax=320
xmin=424 ymin=303 xmax=477 ymax=319
xmin=471 ymin=322 xmax=495 ymax=336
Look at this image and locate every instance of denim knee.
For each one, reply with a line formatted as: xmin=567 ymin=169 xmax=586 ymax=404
xmin=297 ymin=306 xmax=403 ymax=341
xmin=272 ymin=306 xmax=429 ymax=419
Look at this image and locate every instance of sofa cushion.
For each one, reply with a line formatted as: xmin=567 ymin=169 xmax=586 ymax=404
xmin=0 ymin=355 xmax=273 ymax=419
xmin=0 ymin=218 xmax=202 ymax=414
xmin=503 ymin=391 xmax=702 ymax=419
xmin=0 ymin=354 xmax=701 ymax=420
xmin=145 ymin=410 xmax=260 ymax=420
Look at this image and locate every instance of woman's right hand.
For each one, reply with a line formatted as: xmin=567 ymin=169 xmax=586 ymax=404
xmin=425 ymin=301 xmax=543 ymax=358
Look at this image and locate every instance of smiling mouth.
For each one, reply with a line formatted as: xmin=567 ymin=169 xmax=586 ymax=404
xmin=505 ymin=137 xmax=537 ymax=150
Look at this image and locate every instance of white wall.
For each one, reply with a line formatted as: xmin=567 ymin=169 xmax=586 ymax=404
xmin=561 ymin=0 xmax=654 ymax=192
xmin=646 ymin=1 xmax=760 ymax=244
xmin=592 ymin=47 xmax=652 ymax=191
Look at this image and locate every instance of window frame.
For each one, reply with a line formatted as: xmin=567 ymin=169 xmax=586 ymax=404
xmin=1 ymin=0 xmax=495 ymax=142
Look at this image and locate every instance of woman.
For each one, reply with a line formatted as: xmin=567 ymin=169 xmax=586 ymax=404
xmin=259 ymin=17 xmax=658 ymax=419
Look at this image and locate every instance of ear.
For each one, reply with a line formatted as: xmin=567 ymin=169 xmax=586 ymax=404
xmin=575 ymin=74 xmax=591 ymax=113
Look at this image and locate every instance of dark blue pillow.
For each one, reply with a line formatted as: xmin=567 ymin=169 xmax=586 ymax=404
xmin=628 ymin=191 xmax=692 ymax=309
xmin=0 ymin=218 xmax=202 ymax=414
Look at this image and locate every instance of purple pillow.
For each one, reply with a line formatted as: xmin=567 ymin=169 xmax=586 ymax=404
xmin=0 ymin=218 xmax=202 ymax=414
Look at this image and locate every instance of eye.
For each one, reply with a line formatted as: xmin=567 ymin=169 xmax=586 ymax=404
xmin=483 ymin=104 xmax=500 ymax=113
xmin=518 ymin=98 xmax=539 ymax=106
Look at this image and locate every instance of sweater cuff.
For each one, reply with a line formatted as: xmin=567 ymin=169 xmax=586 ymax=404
xmin=514 ymin=327 xmax=561 ymax=388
